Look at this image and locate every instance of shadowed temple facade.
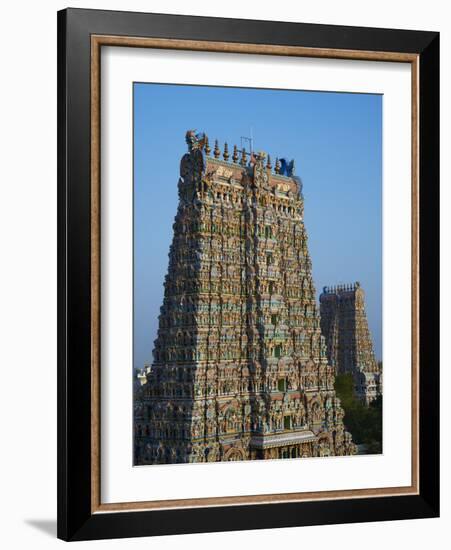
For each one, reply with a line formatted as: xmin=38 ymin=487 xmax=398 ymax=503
xmin=319 ymin=283 xmax=382 ymax=404
xmin=134 ymin=131 xmax=357 ymax=465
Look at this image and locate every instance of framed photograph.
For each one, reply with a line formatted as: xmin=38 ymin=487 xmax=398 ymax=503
xmin=57 ymin=8 xmax=439 ymax=541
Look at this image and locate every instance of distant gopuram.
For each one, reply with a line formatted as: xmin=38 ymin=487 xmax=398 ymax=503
xmin=134 ymin=131 xmax=356 ymax=465
xmin=319 ymin=283 xmax=382 ymax=404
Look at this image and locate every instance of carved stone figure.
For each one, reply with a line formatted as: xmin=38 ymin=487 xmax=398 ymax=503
xmin=279 ymin=158 xmax=295 ymax=177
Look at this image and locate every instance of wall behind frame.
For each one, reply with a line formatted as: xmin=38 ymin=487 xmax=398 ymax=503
xmin=0 ymin=1 xmax=447 ymax=549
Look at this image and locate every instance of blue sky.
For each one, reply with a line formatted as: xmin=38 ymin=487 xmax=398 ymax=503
xmin=134 ymin=83 xmax=382 ymax=369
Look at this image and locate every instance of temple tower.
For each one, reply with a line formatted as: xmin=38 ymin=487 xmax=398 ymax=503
xmin=134 ymin=131 xmax=355 ymax=464
xmin=319 ymin=283 xmax=382 ymax=404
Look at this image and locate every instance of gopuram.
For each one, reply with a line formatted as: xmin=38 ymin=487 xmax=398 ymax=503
xmin=134 ymin=131 xmax=356 ymax=465
xmin=319 ymin=283 xmax=382 ymax=404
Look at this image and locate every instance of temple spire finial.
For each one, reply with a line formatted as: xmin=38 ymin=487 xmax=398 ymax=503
xmin=240 ymin=147 xmax=247 ymax=166
xmin=266 ymin=154 xmax=272 ymax=171
xmin=205 ymin=135 xmax=211 ymax=156
xmin=232 ymin=144 xmax=239 ymax=164
xmin=214 ymin=139 xmax=220 ymax=159
xmin=223 ymin=142 xmax=229 ymax=161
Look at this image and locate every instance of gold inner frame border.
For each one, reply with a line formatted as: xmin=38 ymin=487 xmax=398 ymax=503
xmin=90 ymin=34 xmax=419 ymax=514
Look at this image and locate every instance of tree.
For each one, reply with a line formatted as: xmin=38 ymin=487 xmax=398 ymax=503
xmin=334 ymin=374 xmax=382 ymax=454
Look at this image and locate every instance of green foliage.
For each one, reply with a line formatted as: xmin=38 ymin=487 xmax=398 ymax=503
xmin=334 ymin=374 xmax=382 ymax=454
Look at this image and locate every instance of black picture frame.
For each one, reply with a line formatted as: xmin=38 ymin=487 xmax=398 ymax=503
xmin=57 ymin=7 xmax=439 ymax=541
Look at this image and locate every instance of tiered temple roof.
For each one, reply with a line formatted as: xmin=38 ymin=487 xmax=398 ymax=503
xmin=133 ymin=131 xmax=356 ymax=465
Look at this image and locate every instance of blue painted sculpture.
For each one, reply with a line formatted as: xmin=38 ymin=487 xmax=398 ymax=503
xmin=279 ymin=158 xmax=295 ymax=177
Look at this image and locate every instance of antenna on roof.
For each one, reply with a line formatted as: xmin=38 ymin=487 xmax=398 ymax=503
xmin=240 ymin=128 xmax=254 ymax=155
